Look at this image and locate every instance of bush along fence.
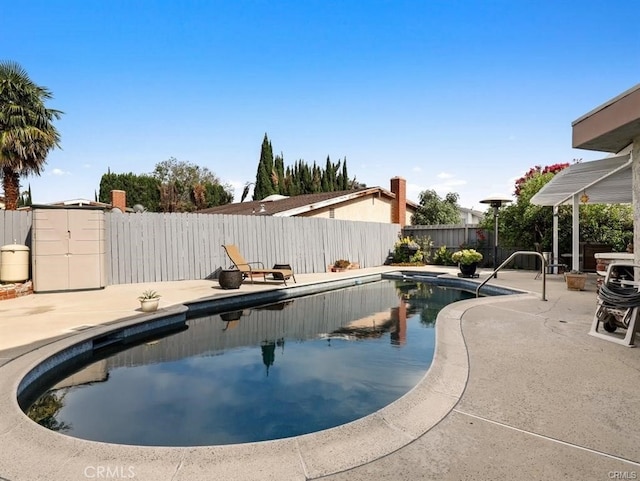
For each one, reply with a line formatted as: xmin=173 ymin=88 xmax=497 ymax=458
xmin=401 ymin=224 xmax=538 ymax=270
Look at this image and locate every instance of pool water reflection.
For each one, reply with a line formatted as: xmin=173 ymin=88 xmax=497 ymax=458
xmin=26 ymin=280 xmax=475 ymax=446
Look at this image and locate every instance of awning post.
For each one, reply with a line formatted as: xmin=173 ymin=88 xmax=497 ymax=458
xmin=572 ymin=195 xmax=580 ymax=272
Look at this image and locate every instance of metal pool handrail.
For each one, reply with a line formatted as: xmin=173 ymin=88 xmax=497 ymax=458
xmin=476 ymin=250 xmax=547 ymax=301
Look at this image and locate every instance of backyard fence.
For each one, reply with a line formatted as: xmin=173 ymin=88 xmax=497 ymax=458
xmin=0 ymin=210 xmax=400 ymax=285
xmin=402 ymin=224 xmax=538 ymax=270
xmin=1 ymin=209 xmax=541 ymax=285
xmin=402 ymin=224 xmax=488 ymax=249
xmin=0 ymin=210 xmax=31 ymax=246
xmin=106 ymin=212 xmax=400 ymax=284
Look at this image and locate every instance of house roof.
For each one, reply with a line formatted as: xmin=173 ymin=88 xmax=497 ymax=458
xmin=198 ymin=187 xmax=418 ymax=216
xmin=458 ymin=207 xmax=484 ymax=217
xmin=48 ymin=198 xmax=111 ymax=208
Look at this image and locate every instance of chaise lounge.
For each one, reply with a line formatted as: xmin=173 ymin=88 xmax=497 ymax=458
xmin=221 ymin=244 xmax=296 ymax=286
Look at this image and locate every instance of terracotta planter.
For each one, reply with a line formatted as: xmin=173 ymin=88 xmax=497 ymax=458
xmin=140 ymin=298 xmax=160 ymax=312
xmin=565 ymin=273 xmax=587 ymax=291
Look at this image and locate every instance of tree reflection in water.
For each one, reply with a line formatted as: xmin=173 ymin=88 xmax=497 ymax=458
xmin=26 ymin=391 xmax=71 ymax=432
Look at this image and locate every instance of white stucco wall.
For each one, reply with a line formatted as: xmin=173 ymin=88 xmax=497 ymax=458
xmin=405 ymin=210 xmax=414 ymax=226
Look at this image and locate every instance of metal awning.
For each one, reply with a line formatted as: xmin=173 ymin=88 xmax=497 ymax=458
xmin=530 ymin=154 xmax=632 ymax=207
xmin=529 ymin=153 xmax=632 ymax=273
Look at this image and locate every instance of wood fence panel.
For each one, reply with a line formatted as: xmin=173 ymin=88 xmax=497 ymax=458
xmin=403 ymin=224 xmax=490 ymax=250
xmin=0 ymin=210 xmax=32 ymax=247
xmin=98 ymin=212 xmax=399 ymax=284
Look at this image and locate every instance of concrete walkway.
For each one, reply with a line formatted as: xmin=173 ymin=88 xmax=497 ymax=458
xmin=0 ymin=267 xmax=638 ymax=480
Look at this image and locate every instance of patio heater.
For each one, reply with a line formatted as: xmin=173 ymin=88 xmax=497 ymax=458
xmin=479 ymin=196 xmax=512 ymax=278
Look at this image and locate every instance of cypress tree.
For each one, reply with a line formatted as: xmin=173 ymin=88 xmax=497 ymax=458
xmin=253 ymin=133 xmax=276 ymax=200
xmin=274 ymin=154 xmax=285 ymax=195
xmin=341 ymin=158 xmax=349 ymax=189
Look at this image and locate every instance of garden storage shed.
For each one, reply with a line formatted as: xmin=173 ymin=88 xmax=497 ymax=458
xmin=31 ymin=206 xmax=107 ymax=292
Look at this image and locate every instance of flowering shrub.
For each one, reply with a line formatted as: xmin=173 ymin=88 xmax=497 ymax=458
xmin=451 ymin=249 xmax=483 ymax=265
xmin=514 ymin=162 xmax=570 ymax=197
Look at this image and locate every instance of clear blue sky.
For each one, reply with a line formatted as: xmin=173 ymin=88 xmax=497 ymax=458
xmin=3 ymin=0 xmax=639 ymax=210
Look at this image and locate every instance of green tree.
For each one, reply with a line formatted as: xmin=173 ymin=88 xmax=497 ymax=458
xmin=412 ymin=190 xmax=461 ymax=225
xmin=99 ymin=171 xmax=161 ymax=211
xmin=26 ymin=391 xmax=71 ymax=432
xmin=274 ymin=154 xmax=285 ymax=195
xmin=99 ymin=159 xmax=232 ymax=212
xmin=151 ymin=157 xmax=233 ymax=212
xmin=489 ymin=170 xmax=557 ymax=250
xmin=18 ymin=184 xmax=32 ymax=207
xmin=250 ymin=135 xmax=359 ymax=198
xmin=253 ymin=134 xmax=276 ymax=200
xmin=0 ymin=61 xmax=62 ymax=210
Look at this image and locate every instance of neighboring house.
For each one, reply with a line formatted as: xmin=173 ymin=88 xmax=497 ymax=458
xmin=47 ymin=198 xmax=111 ymax=208
xmin=199 ymin=177 xmax=418 ymax=226
xmin=458 ymin=207 xmax=485 ymax=225
xmin=44 ymin=190 xmax=132 ymax=212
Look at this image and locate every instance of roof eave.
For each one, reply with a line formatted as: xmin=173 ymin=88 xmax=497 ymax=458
xmin=274 ymin=188 xmax=391 ymax=217
xmin=572 ymin=83 xmax=640 ymax=153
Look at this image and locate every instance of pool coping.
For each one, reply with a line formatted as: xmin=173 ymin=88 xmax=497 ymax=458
xmin=0 ymin=272 xmax=535 ymax=481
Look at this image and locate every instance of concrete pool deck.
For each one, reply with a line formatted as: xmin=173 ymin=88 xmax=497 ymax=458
xmin=0 ymin=266 xmax=638 ymax=480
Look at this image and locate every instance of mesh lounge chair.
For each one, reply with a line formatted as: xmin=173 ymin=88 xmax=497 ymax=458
xmin=222 ymin=244 xmax=296 ymax=286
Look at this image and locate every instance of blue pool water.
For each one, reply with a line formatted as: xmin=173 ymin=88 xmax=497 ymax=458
xmin=26 ymin=279 xmax=475 ymax=446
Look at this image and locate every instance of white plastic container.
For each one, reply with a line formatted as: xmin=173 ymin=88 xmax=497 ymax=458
xmin=0 ymin=244 xmax=30 ymax=283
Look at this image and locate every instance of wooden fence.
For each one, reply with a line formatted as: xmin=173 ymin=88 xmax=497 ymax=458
xmin=1 ymin=210 xmax=400 ymax=284
xmin=402 ymin=224 xmax=489 ymax=249
xmin=1 ymin=209 xmax=540 ymax=284
xmin=106 ymin=212 xmax=400 ymax=284
xmin=402 ymin=224 xmax=537 ymax=270
xmin=0 ymin=210 xmax=31 ymax=246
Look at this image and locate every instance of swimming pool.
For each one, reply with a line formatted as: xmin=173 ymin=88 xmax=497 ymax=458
xmin=24 ymin=279 xmax=476 ymax=446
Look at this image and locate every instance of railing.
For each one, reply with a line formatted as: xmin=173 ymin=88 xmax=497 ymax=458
xmin=476 ymin=251 xmax=547 ymax=301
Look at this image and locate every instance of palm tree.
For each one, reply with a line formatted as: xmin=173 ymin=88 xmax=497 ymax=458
xmin=0 ymin=61 xmax=62 ymax=210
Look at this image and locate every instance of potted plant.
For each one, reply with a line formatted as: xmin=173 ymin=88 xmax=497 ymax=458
xmin=138 ymin=289 xmax=161 ymax=312
xmin=565 ymin=270 xmax=588 ymax=291
xmin=331 ymin=259 xmax=351 ymax=272
xmin=451 ymin=249 xmax=483 ymax=277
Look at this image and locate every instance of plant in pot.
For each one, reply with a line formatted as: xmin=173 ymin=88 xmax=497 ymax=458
xmin=138 ymin=289 xmax=161 ymax=312
xmin=451 ymin=249 xmax=483 ymax=277
xmin=332 ymin=259 xmax=351 ymax=272
xmin=565 ymin=270 xmax=587 ymax=291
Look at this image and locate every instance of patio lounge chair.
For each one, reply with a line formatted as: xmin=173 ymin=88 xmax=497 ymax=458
xmin=221 ymin=244 xmax=296 ymax=286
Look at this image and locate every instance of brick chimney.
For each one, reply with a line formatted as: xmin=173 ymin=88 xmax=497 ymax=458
xmin=390 ymin=301 xmax=407 ymax=346
xmin=110 ymin=190 xmax=126 ymax=212
xmin=390 ymin=176 xmax=407 ymax=226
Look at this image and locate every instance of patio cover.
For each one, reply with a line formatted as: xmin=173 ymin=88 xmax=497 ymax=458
xmin=530 ymin=153 xmax=632 ymax=272
xmin=530 ymin=154 xmax=632 ymax=206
